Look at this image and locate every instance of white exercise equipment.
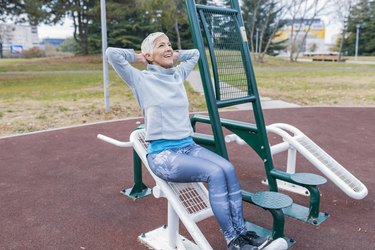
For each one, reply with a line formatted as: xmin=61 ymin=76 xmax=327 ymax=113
xmin=225 ymin=123 xmax=368 ymax=200
xmin=98 ymin=129 xmax=288 ymax=249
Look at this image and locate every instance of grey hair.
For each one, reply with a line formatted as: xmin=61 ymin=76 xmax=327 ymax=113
xmin=141 ymin=32 xmax=166 ymax=54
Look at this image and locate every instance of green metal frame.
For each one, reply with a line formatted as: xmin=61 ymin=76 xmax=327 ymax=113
xmin=121 ymin=149 xmax=152 ymax=200
xmin=121 ymin=124 xmax=151 ymax=200
xmin=185 ymin=2 xmax=228 ymax=159
xmin=185 ymin=0 xmax=328 ymax=232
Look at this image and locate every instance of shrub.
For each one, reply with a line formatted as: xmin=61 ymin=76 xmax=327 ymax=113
xmin=21 ymin=47 xmax=46 ymax=58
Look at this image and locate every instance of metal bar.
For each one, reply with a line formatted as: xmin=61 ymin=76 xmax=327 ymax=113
xmin=185 ymin=0 xmax=228 ymax=159
xmin=198 ymin=9 xmax=221 ymax=100
xmin=97 ymin=134 xmax=133 ymax=147
xmin=167 ymin=202 xmax=179 ymax=248
xmin=229 ymin=0 xmax=278 ymax=191
xmin=305 ymin=186 xmax=320 ymax=221
xmin=191 ymin=114 xmax=258 ymax=133
xmin=196 ymin=4 xmax=238 ymax=14
xmin=217 ymin=95 xmax=256 ymax=107
xmin=269 ymin=209 xmax=285 ymax=238
xmin=286 ymin=147 xmax=297 ymax=174
xmin=100 ymin=0 xmax=110 ymax=111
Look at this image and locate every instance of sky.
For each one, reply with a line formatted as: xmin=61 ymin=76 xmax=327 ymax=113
xmin=37 ymin=16 xmax=341 ymax=44
xmin=38 ymin=17 xmax=74 ymax=40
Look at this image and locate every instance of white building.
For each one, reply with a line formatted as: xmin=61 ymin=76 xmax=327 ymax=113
xmin=274 ymin=19 xmax=327 ymax=56
xmin=0 ymin=24 xmax=39 ymax=56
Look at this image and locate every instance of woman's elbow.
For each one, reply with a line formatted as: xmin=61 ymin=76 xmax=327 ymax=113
xmin=193 ymin=49 xmax=200 ymax=62
xmin=105 ymin=47 xmax=115 ymax=58
xmin=194 ymin=49 xmax=200 ymax=57
xmin=106 ymin=48 xmax=121 ymax=63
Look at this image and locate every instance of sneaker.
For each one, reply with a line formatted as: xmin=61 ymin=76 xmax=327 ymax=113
xmin=241 ymin=231 xmax=272 ymax=248
xmin=227 ymin=235 xmax=258 ymax=250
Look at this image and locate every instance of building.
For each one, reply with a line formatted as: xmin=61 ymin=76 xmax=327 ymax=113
xmin=274 ymin=18 xmax=326 ymax=56
xmin=0 ymin=24 xmax=39 ymax=57
xmin=40 ymin=38 xmax=66 ymax=48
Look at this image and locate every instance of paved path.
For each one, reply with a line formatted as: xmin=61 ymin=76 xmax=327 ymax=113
xmin=186 ymin=70 xmax=300 ymax=110
xmin=296 ymin=58 xmax=375 ymax=65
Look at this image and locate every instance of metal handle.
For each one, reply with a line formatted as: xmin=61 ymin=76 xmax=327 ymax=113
xmin=97 ymin=134 xmax=133 ymax=148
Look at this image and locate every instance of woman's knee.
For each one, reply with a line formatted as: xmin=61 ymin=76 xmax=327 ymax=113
xmin=208 ymin=165 xmax=226 ymax=181
xmin=198 ymin=148 xmax=236 ymax=175
xmin=220 ymin=160 xmax=236 ymax=175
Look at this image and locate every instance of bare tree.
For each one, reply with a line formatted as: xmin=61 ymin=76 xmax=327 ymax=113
xmin=334 ymin=0 xmax=355 ymax=61
xmin=244 ymin=0 xmax=262 ymax=54
xmin=242 ymin=0 xmax=287 ymax=62
xmin=256 ymin=1 xmax=287 ymax=62
xmin=282 ymin=0 xmax=333 ymax=62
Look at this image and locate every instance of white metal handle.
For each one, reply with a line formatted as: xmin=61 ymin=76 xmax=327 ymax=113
xmin=97 ymin=134 xmax=133 ymax=148
xmin=224 ymin=134 xmax=246 ymax=145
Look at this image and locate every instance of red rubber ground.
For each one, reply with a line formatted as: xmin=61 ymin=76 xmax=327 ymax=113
xmin=0 ymin=107 xmax=373 ymax=249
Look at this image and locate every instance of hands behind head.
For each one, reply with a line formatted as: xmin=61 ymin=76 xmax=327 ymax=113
xmin=173 ymin=51 xmax=179 ymax=62
xmin=136 ymin=53 xmax=149 ymax=66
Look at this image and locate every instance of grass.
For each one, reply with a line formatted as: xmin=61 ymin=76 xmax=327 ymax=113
xmin=253 ymin=57 xmax=375 ymax=105
xmin=210 ymin=50 xmax=375 ymax=106
xmin=0 ymin=54 xmax=374 ymax=137
xmin=0 ymin=55 xmax=102 ymax=72
xmin=0 ymin=55 xmax=206 ymax=136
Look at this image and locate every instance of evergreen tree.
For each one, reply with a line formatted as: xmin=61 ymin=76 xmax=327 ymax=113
xmin=0 ymin=0 xmax=96 ymax=54
xmin=38 ymin=0 xmax=98 ymax=55
xmin=343 ymin=0 xmax=375 ymax=56
xmin=87 ymin=0 xmax=198 ymax=53
xmin=87 ymin=0 xmax=159 ymax=53
xmin=0 ymin=0 xmax=26 ymax=22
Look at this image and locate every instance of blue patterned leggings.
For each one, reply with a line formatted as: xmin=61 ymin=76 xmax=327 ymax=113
xmin=147 ymin=143 xmax=246 ymax=242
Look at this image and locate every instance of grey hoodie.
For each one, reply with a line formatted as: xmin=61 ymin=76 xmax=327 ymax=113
xmin=106 ymin=48 xmax=200 ymax=141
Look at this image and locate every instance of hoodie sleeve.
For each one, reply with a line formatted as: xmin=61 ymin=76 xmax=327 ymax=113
xmin=176 ymin=49 xmax=200 ymax=81
xmin=105 ymin=47 xmax=142 ymax=89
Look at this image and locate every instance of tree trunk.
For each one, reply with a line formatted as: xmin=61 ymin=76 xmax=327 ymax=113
xmin=338 ymin=2 xmax=352 ymax=61
xmin=289 ymin=18 xmax=296 ymax=62
xmin=338 ymin=30 xmax=346 ymax=61
xmin=293 ymin=18 xmax=315 ymax=61
xmin=258 ymin=18 xmax=281 ymax=63
xmin=249 ymin=0 xmax=262 ymax=60
xmin=256 ymin=1 xmax=272 ymax=62
xmin=174 ymin=19 xmax=181 ymax=50
xmin=71 ymin=0 xmax=89 ymax=55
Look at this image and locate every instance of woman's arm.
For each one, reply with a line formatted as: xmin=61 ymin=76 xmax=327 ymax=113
xmin=135 ymin=53 xmax=148 ymax=66
xmin=105 ymin=48 xmax=144 ymax=88
xmin=175 ymin=49 xmax=200 ymax=81
xmin=173 ymin=51 xmax=180 ymax=63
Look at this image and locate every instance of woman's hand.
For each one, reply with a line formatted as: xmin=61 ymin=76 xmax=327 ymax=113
xmin=135 ymin=53 xmax=148 ymax=66
xmin=173 ymin=51 xmax=180 ymax=63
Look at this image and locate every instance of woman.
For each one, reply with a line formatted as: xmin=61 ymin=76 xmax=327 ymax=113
xmin=106 ymin=32 xmax=269 ymax=250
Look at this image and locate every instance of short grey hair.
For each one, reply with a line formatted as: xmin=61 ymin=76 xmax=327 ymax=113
xmin=141 ymin=32 xmax=166 ymax=54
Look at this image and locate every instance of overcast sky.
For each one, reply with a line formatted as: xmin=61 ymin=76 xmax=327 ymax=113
xmin=38 ymin=16 xmax=341 ymax=44
xmin=38 ymin=17 xmax=74 ymax=40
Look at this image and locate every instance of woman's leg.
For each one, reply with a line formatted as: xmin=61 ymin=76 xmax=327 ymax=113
xmin=147 ymin=147 xmax=238 ymax=242
xmin=190 ymin=145 xmax=270 ymax=248
xmin=189 ymin=145 xmax=247 ymax=235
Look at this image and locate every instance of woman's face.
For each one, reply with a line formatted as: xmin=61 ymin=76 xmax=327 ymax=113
xmin=147 ymin=35 xmax=174 ymax=68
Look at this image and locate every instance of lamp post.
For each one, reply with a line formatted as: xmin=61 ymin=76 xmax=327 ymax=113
xmin=355 ymin=24 xmax=360 ymax=60
xmin=101 ymin=0 xmax=110 ymax=112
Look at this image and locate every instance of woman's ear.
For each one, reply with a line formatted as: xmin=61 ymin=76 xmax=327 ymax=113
xmin=143 ymin=53 xmax=153 ymax=63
